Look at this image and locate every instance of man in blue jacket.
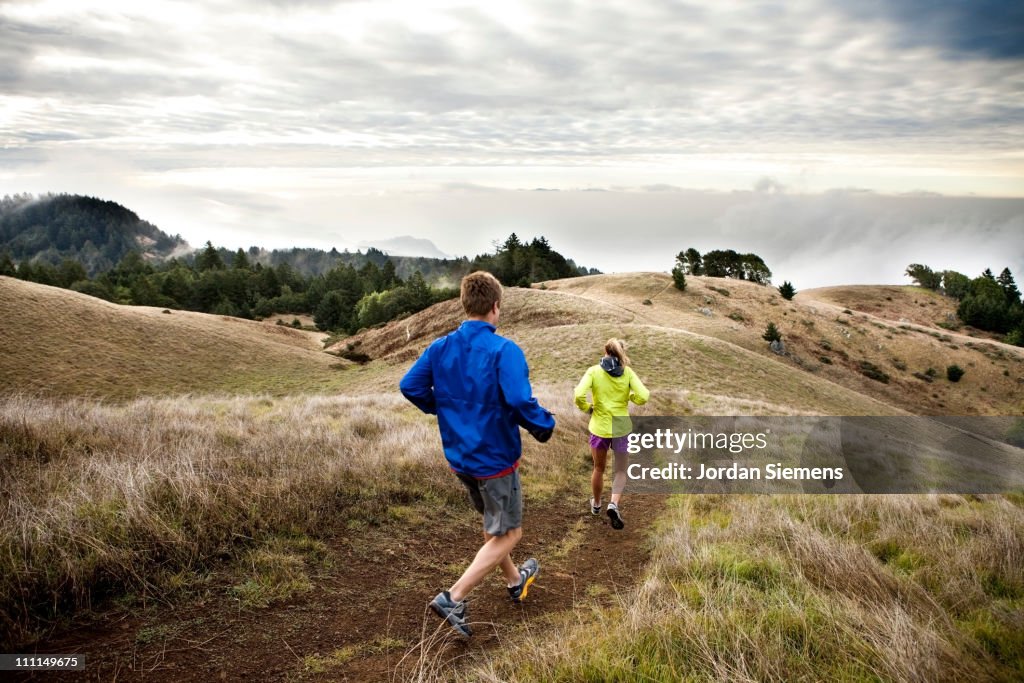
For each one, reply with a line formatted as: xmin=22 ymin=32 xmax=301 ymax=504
xmin=400 ymin=270 xmax=555 ymax=638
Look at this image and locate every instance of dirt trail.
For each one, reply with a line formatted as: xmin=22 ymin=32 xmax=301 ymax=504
xmin=15 ymin=491 xmax=664 ymax=682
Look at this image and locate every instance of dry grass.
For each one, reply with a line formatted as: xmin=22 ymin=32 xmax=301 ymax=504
xmin=543 ymin=273 xmax=1024 ymax=415
xmin=0 ymin=385 xmax=591 ymax=649
xmin=798 ymin=284 xmax=960 ymax=331
xmin=8 ymin=273 xmax=1022 ymax=414
xmin=325 ymin=286 xmax=634 ymax=364
xmin=461 ymin=493 xmax=1024 ymax=683
xmin=515 ymin=323 xmax=900 ymax=416
xmin=0 ymin=276 xmax=358 ymax=399
xmin=0 ymin=392 xmax=449 ymax=646
xmin=4 ymin=271 xmax=1024 ymax=679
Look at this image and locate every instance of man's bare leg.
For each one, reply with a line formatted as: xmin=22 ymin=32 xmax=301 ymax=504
xmin=485 ymin=531 xmax=522 ymax=586
xmin=449 ymin=527 xmax=523 ymax=603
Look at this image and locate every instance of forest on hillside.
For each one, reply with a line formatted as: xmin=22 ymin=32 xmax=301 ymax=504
xmin=1 ymin=200 xmax=595 ymax=333
xmin=906 ymin=263 xmax=1024 ymax=346
xmin=0 ymin=194 xmax=188 ymax=274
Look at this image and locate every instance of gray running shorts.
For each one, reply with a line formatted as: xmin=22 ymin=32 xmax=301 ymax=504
xmin=455 ymin=469 xmax=522 ymax=536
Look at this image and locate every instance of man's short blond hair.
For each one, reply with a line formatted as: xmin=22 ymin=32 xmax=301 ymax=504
xmin=461 ymin=271 xmax=502 ymax=317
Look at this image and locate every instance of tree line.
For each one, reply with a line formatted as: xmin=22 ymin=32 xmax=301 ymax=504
xmin=1 ymin=233 xmax=591 ymax=335
xmin=673 ymin=248 xmax=772 ymax=284
xmin=671 ymin=248 xmax=774 ymax=291
xmin=906 ymin=263 xmax=1023 ymax=345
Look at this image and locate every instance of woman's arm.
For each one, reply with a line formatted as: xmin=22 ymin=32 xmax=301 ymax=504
xmin=573 ymin=368 xmax=594 ymax=412
xmin=628 ymin=368 xmax=650 ymax=405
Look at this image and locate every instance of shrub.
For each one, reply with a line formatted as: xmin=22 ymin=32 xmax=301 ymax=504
xmin=762 ymin=322 xmax=782 ymax=343
xmin=777 ymin=281 xmax=796 ymax=300
xmin=947 ymin=365 xmax=965 ymax=382
xmin=671 ymin=266 xmax=686 ymax=291
xmin=858 ymin=361 xmax=890 ymax=383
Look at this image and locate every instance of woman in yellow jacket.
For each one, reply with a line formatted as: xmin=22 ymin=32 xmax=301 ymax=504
xmin=574 ymin=339 xmax=649 ymax=529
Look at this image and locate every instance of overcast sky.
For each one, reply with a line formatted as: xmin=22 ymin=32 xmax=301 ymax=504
xmin=1 ymin=0 xmax=1022 ymax=288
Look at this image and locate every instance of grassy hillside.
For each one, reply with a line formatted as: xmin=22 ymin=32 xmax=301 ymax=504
xmin=798 ymin=284 xmax=960 ymax=331
xmin=540 ymin=273 xmax=1024 ymax=415
xmin=0 ymin=276 xmax=363 ymax=398
xmin=465 ymin=493 xmax=1024 ymax=682
xmin=8 ymin=272 xmax=1020 ymax=414
xmin=2 ymin=271 xmax=1023 ymax=680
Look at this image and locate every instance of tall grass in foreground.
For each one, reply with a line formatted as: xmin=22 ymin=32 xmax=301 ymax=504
xmin=464 ymin=494 xmax=1024 ymax=683
xmin=0 ymin=392 xmax=455 ymax=646
xmin=0 ymin=387 xmax=588 ymax=649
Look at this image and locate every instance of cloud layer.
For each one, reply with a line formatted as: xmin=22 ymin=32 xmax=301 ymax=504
xmin=0 ymin=0 xmax=1022 ymax=286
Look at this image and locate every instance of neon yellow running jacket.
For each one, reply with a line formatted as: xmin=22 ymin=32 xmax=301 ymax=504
xmin=574 ymin=363 xmax=650 ymax=438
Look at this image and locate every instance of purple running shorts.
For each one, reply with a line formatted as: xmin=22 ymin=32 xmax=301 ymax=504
xmin=588 ymin=433 xmax=630 ymax=452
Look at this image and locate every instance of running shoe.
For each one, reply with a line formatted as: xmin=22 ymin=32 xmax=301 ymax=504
xmin=429 ymin=591 xmax=472 ymax=637
xmin=508 ymin=558 xmax=540 ymax=603
xmin=607 ymin=502 xmax=625 ymax=530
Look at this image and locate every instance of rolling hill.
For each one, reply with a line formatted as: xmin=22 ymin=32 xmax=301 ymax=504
xmin=2 ymin=271 xmax=1023 ymax=681
xmin=0 ymin=275 xmax=353 ymax=399
xmin=5 ymin=271 xmax=1023 ymax=415
xmin=332 ymin=272 xmax=1024 ymax=416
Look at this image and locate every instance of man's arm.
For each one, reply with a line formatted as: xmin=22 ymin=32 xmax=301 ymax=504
xmin=399 ymin=345 xmax=437 ymax=414
xmin=497 ymin=343 xmax=555 ymax=439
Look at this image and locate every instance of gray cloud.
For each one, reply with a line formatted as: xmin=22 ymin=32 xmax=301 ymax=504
xmin=840 ymin=1 xmax=1024 ymax=60
xmin=2 ymin=0 xmax=1021 ymax=159
xmin=0 ymin=0 xmax=1022 ymax=285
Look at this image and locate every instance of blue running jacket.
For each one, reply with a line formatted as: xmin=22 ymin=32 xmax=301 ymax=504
xmin=399 ymin=320 xmax=555 ymax=478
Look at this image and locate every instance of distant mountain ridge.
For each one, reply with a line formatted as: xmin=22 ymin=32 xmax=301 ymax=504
xmin=0 ymin=194 xmax=190 ymax=276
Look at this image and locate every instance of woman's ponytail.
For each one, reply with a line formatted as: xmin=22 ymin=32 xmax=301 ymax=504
xmin=604 ymin=338 xmax=630 ymax=367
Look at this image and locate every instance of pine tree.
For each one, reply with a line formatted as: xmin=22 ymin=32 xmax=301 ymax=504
xmin=315 ymin=291 xmax=350 ymax=332
xmin=671 ymin=253 xmax=688 ymax=290
xmin=762 ymin=322 xmax=782 ymax=343
xmin=777 ymin=281 xmax=796 ymax=300
xmin=196 ymin=241 xmax=224 ymax=271
xmin=997 ymin=268 xmax=1021 ymax=304
xmin=905 ymin=263 xmax=941 ymax=290
xmin=684 ymin=248 xmax=703 ymax=275
xmin=0 ymin=251 xmax=15 ymax=276
xmin=232 ymin=248 xmax=250 ymax=270
xmin=381 ymin=259 xmax=400 ymax=288
xmin=942 ymin=270 xmax=970 ymax=300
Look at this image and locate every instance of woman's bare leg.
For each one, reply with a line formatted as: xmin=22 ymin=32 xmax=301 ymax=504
xmin=591 ymin=446 xmax=608 ymax=505
xmin=610 ymin=450 xmax=628 ymax=505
